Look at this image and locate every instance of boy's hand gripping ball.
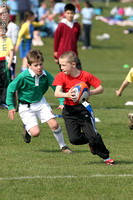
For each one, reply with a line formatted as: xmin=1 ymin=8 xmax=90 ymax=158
xmin=72 ymin=82 xmax=90 ymax=104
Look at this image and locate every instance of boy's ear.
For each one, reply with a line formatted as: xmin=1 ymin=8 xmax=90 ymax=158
xmin=27 ymin=63 xmax=31 ymax=68
xmin=72 ymin=62 xmax=76 ymax=67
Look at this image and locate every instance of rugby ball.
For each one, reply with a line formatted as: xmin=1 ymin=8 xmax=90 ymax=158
xmin=72 ymin=82 xmax=90 ymax=104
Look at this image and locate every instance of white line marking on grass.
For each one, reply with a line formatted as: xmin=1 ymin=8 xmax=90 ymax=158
xmin=0 ymin=174 xmax=133 ymax=181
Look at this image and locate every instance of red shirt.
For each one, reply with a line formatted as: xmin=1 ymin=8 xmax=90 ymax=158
xmin=54 ymin=22 xmax=80 ymax=59
xmin=52 ymin=70 xmax=101 ymax=105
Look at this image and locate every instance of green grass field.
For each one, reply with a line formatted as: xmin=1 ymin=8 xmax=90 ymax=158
xmin=1 ymin=1 xmax=133 ymax=199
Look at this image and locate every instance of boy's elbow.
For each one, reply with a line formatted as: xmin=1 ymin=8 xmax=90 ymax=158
xmin=101 ymin=87 xmax=104 ymax=93
xmin=54 ymin=91 xmax=58 ymax=98
xmin=99 ymin=85 xmax=104 ymax=94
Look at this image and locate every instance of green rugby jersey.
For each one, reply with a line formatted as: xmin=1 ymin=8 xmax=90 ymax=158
xmin=6 ymin=69 xmax=64 ymax=110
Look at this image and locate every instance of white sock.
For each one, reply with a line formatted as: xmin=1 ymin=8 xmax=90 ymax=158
xmin=27 ymin=130 xmax=32 ymax=136
xmin=52 ymin=126 xmax=66 ymax=149
xmin=104 ymin=157 xmax=111 ymax=162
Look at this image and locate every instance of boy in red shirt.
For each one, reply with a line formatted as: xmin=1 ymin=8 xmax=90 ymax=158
xmin=54 ymin=3 xmax=81 ymax=69
xmin=53 ymin=51 xmax=115 ymax=165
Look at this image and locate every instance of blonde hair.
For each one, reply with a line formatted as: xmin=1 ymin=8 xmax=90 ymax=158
xmin=59 ymin=51 xmax=78 ymax=64
xmin=26 ymin=49 xmax=44 ymax=65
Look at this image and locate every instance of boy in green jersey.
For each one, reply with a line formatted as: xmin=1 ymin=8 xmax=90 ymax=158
xmin=6 ymin=49 xmax=73 ymax=154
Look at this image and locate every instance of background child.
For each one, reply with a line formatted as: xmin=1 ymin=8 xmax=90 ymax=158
xmin=81 ymin=0 xmax=95 ymax=50
xmin=15 ymin=10 xmax=44 ymax=72
xmin=0 ymin=19 xmax=13 ymax=109
xmin=6 ymin=49 xmax=73 ymax=154
xmin=116 ymin=67 xmax=133 ymax=130
xmin=53 ymin=51 xmax=115 ymax=165
xmin=6 ymin=0 xmax=18 ymax=23
xmin=53 ymin=3 xmax=81 ymax=68
xmin=116 ymin=68 xmax=133 ymax=97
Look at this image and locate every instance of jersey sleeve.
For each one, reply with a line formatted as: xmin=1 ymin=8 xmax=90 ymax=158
xmin=45 ymin=71 xmax=64 ymax=105
xmin=126 ymin=68 xmax=133 ymax=83
xmin=6 ymin=74 xmax=24 ymax=110
xmin=32 ymin=21 xmax=42 ymax=27
xmin=7 ymin=23 xmax=20 ymax=45
xmin=52 ymin=73 xmax=63 ymax=86
xmin=16 ymin=23 xmax=28 ymax=47
xmin=86 ymin=72 xmax=101 ymax=88
xmin=11 ymin=25 xmax=19 ymax=45
xmin=54 ymin=24 xmax=62 ymax=53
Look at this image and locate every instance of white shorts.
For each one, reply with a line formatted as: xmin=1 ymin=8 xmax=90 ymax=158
xmin=19 ymin=96 xmax=55 ymax=131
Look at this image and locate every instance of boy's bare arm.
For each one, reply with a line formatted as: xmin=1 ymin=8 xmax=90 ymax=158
xmin=90 ymin=85 xmax=104 ymax=96
xmin=55 ymin=85 xmax=75 ymax=99
xmin=116 ymin=80 xmax=129 ymax=97
xmin=8 ymin=109 xmax=16 ymax=120
xmin=7 ymin=49 xmax=14 ymax=69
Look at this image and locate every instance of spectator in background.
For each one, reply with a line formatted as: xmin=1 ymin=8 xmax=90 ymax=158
xmin=30 ymin=0 xmax=39 ymax=21
xmin=38 ymin=0 xmax=49 ymax=21
xmin=37 ymin=0 xmax=58 ymax=37
xmin=0 ymin=19 xmax=14 ymax=109
xmin=6 ymin=0 xmax=18 ymax=23
xmin=81 ymin=0 xmax=95 ymax=50
xmin=0 ymin=5 xmax=19 ymax=83
xmin=0 ymin=5 xmax=19 ymax=50
xmin=71 ymin=0 xmax=81 ymax=13
xmin=49 ymin=0 xmax=66 ymax=21
xmin=17 ymin=0 xmax=31 ymax=25
xmin=31 ymin=0 xmax=45 ymax=46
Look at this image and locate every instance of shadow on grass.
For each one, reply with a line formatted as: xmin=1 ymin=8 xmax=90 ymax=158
xmin=114 ymin=160 xmax=133 ymax=165
xmin=98 ymin=107 xmax=128 ymax=110
xmin=89 ymin=45 xmax=123 ymax=50
xmin=38 ymin=149 xmax=89 ymax=153
xmin=86 ymin=160 xmax=133 ymax=165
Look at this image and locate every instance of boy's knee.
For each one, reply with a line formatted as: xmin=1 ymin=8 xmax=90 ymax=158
xmin=32 ymin=131 xmax=40 ymax=137
xmin=29 ymin=127 xmax=40 ymax=137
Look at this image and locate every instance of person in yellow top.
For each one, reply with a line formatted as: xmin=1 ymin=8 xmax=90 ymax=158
xmin=116 ymin=67 xmax=133 ymax=130
xmin=0 ymin=19 xmax=13 ymax=109
xmin=15 ymin=10 xmax=44 ymax=72
xmin=116 ymin=67 xmax=133 ymax=97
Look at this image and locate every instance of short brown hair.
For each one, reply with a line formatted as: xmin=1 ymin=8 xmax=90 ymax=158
xmin=59 ymin=51 xmax=78 ymax=64
xmin=26 ymin=49 xmax=44 ymax=65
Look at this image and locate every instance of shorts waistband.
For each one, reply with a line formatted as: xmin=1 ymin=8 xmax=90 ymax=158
xmin=0 ymin=57 xmax=6 ymax=61
xmin=18 ymin=100 xmax=31 ymax=108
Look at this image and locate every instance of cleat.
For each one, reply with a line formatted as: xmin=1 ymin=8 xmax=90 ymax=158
xmin=105 ymin=159 xmax=115 ymax=165
xmin=61 ymin=146 xmax=74 ymax=154
xmin=22 ymin=124 xmax=31 ymax=143
xmin=128 ymin=113 xmax=133 ymax=130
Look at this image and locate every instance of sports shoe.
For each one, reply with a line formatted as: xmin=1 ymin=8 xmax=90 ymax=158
xmin=81 ymin=46 xmax=87 ymax=50
xmin=88 ymin=46 xmax=92 ymax=49
xmin=61 ymin=146 xmax=74 ymax=154
xmin=105 ymin=159 xmax=115 ymax=165
xmin=22 ymin=125 xmax=31 ymax=143
xmin=128 ymin=113 xmax=133 ymax=130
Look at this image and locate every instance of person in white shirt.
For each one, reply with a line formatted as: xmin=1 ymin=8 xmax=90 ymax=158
xmin=81 ymin=0 xmax=95 ymax=50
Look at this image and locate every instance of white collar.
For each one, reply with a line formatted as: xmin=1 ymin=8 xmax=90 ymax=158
xmin=28 ymin=68 xmax=47 ymax=77
xmin=61 ymin=18 xmax=75 ymax=28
